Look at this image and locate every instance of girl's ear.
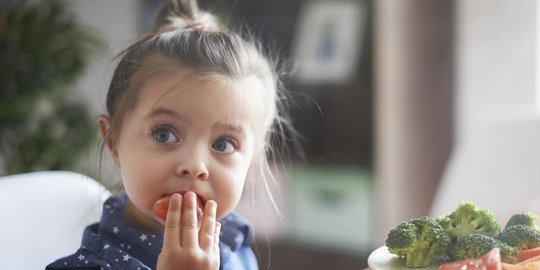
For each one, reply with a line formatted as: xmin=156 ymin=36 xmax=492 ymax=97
xmin=97 ymin=115 xmax=121 ymax=168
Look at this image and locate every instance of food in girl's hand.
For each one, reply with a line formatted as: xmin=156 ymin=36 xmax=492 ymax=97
xmin=383 ymin=201 xmax=540 ymax=268
xmin=152 ymin=196 xmax=171 ymax=221
xmin=385 ymin=216 xmax=451 ymax=268
xmin=151 ymin=193 xmax=204 ymax=222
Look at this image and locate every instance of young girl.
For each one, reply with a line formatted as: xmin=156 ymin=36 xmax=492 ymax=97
xmin=47 ymin=0 xmax=293 ymax=269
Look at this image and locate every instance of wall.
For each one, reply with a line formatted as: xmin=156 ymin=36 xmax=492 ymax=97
xmin=71 ymin=0 xmax=140 ymax=118
xmin=455 ymin=0 xmax=536 ymax=142
xmin=428 ymin=0 xmax=539 ymax=224
xmin=374 ymin=0 xmax=454 ymax=244
xmin=68 ymin=1 xmax=140 ymax=183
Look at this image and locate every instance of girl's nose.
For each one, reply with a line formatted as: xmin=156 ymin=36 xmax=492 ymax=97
xmin=176 ymin=154 xmax=209 ymax=181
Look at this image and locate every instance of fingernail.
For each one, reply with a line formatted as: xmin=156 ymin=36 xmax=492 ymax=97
xmin=186 ymin=192 xmax=196 ymax=201
xmin=171 ymin=193 xmax=182 ymax=203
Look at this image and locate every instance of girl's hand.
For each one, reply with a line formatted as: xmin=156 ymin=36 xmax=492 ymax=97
xmin=156 ymin=192 xmax=221 ymax=270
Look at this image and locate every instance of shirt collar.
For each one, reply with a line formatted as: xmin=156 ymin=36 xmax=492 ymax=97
xmin=220 ymin=212 xmax=255 ymax=251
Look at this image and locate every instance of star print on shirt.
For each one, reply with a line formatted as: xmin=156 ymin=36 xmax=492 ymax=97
xmin=139 ymin=234 xmax=147 ymax=242
xmin=47 ymin=195 xmax=259 ymax=270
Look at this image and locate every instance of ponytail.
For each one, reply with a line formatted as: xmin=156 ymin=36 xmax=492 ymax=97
xmin=154 ymin=0 xmax=222 ymax=32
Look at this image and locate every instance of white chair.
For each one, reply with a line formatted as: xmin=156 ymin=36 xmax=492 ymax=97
xmin=0 ymin=171 xmax=111 ymax=270
xmin=430 ymin=108 xmax=540 ymax=224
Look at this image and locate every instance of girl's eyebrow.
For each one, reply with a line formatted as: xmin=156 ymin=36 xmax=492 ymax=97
xmin=145 ymin=107 xmax=185 ymax=121
xmin=213 ymin=122 xmax=245 ymax=137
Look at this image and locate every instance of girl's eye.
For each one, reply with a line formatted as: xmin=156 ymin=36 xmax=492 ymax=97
xmin=212 ymin=138 xmax=236 ymax=154
xmin=151 ymin=126 xmax=179 ymax=144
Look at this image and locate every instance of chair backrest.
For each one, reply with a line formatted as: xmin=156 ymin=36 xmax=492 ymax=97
xmin=0 ymin=171 xmax=111 ymax=270
xmin=430 ymin=110 xmax=540 ymax=224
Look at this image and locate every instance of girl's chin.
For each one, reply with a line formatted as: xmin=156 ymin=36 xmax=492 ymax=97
xmin=123 ymin=200 xmax=164 ymax=232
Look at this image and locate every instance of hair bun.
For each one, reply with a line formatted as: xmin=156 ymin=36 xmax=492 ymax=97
xmin=155 ymin=0 xmax=222 ymax=32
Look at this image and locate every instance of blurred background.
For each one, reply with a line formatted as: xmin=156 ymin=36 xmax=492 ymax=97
xmin=2 ymin=0 xmax=540 ymax=269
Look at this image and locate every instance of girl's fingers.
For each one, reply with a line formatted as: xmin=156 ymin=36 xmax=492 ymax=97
xmin=199 ymin=200 xmax=217 ymax=250
xmin=163 ymin=193 xmax=182 ymax=248
xmin=181 ymin=192 xmax=199 ymax=247
xmin=214 ymin=222 xmax=221 ymax=257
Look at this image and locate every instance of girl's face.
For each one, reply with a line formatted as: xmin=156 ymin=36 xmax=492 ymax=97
xmin=104 ymin=64 xmax=264 ymax=231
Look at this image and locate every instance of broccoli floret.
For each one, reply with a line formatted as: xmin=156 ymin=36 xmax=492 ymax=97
xmin=386 ymin=216 xmax=451 ymax=268
xmin=435 ymin=215 xmax=452 ymax=230
xmin=499 ymin=224 xmax=540 ymax=250
xmin=505 ymin=212 xmax=540 ymax=230
xmin=498 ymin=242 xmax=519 ymax=264
xmin=386 ymin=222 xmax=417 ymax=257
xmin=439 ymin=201 xmax=500 ymax=241
xmin=450 ymin=234 xmax=499 ymax=260
xmin=450 ymin=234 xmax=518 ymax=264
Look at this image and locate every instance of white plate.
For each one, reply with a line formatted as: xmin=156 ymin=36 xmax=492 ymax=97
xmin=367 ymin=246 xmax=440 ymax=270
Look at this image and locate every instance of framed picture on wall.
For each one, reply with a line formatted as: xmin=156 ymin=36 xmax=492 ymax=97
xmin=292 ymin=0 xmax=367 ymax=85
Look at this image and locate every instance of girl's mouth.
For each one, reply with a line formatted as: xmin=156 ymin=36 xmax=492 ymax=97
xmin=152 ymin=192 xmax=204 ymax=222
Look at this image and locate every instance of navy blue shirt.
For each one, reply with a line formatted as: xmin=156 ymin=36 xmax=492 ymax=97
xmin=47 ymin=194 xmax=258 ymax=270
